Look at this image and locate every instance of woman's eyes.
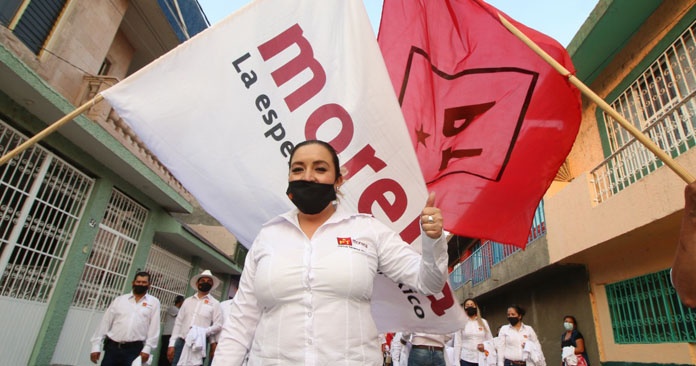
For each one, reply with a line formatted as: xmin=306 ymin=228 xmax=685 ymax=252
xmin=290 ymin=166 xmax=328 ymax=173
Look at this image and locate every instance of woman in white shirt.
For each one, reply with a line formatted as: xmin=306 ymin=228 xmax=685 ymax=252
xmin=496 ymin=305 xmax=541 ymax=366
xmin=452 ymin=298 xmax=493 ymax=366
xmin=211 ymin=140 xmax=449 ymax=366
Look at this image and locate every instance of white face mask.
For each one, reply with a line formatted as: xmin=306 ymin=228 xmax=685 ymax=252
xmin=563 ymin=322 xmax=574 ymax=331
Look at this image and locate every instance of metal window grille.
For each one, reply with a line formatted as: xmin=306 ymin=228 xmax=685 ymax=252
xmin=71 ymin=190 xmax=148 ymax=310
xmin=449 ymin=200 xmax=545 ymax=289
xmin=606 ymin=269 xmax=696 ymax=343
xmin=144 ymin=244 xmax=192 ymax=323
xmin=593 ymin=21 xmax=696 ymax=203
xmin=0 ymin=122 xmax=94 ymax=302
xmin=210 ymin=278 xmax=223 ymax=300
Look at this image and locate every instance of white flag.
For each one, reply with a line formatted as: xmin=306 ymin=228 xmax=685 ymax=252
xmin=102 ymin=0 xmax=464 ymax=333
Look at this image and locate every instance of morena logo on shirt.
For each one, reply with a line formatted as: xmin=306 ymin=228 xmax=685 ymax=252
xmin=337 ymin=237 xmax=352 ymax=246
xmin=142 ymin=302 xmax=147 ymax=307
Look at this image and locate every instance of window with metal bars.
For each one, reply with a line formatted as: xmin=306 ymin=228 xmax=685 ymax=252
xmin=606 ymin=269 xmax=696 ymax=343
xmin=0 ymin=121 xmax=94 ymax=302
xmin=144 ymin=244 xmax=192 ymax=324
xmin=71 ymin=189 xmax=148 ymax=311
xmin=605 ymin=21 xmax=696 ymax=152
xmin=600 ymin=22 xmax=696 ymax=187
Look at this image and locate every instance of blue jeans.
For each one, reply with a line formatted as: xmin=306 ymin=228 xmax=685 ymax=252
xmin=172 ymin=337 xmax=185 ymax=366
xmin=101 ymin=338 xmax=143 ymax=366
xmin=407 ymin=347 xmax=446 ymax=366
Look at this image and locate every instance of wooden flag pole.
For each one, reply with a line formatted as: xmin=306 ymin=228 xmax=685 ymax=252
xmin=0 ymin=94 xmax=104 ymax=166
xmin=497 ymin=13 xmax=696 ymax=184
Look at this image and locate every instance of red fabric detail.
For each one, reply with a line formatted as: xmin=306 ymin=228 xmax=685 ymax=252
xmin=378 ymin=0 xmax=581 ymax=247
xmin=337 ymin=237 xmax=353 ymax=246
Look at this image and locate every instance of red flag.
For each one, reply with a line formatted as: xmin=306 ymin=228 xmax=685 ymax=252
xmin=377 ymin=0 xmax=581 ymax=247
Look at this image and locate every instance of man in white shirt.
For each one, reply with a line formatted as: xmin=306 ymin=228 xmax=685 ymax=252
xmin=90 ymin=271 xmax=161 ymax=365
xmin=402 ymin=332 xmax=452 ymax=366
xmin=159 ymin=295 xmax=184 ymax=366
xmin=167 ymin=269 xmax=223 ymax=365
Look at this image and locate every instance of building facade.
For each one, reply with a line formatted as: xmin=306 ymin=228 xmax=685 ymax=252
xmin=450 ymin=1 xmax=696 ymax=365
xmin=0 ymin=1 xmax=243 ymax=365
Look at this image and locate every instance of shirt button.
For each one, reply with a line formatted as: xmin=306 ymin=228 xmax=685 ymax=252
xmin=307 ymin=311 xmax=313 ymax=318
xmin=308 ymin=339 xmax=313 ymax=345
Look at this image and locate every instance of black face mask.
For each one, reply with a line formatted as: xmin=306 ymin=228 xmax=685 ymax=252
xmin=198 ymin=282 xmax=213 ymax=292
xmin=132 ymin=285 xmax=148 ymax=295
xmin=508 ymin=317 xmax=520 ymax=326
xmin=465 ymin=307 xmax=477 ymax=316
xmin=286 ymin=180 xmax=336 ymax=214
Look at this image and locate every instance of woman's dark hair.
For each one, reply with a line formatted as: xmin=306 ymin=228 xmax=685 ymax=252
xmin=289 ymin=140 xmax=341 ymax=178
xmin=508 ymin=304 xmax=526 ymax=317
xmin=463 ymin=297 xmax=478 ymax=307
xmin=564 ymin=315 xmax=578 ymax=328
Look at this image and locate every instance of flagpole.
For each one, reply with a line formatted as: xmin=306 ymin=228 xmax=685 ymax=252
xmin=497 ymin=13 xmax=696 ymax=184
xmin=0 ymin=94 xmax=105 ymax=166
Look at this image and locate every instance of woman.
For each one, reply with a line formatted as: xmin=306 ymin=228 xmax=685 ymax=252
xmin=496 ymin=305 xmax=542 ymax=366
xmin=453 ymin=298 xmax=493 ymax=366
xmin=561 ymin=316 xmax=589 ymax=366
xmin=212 ymin=140 xmax=448 ymax=365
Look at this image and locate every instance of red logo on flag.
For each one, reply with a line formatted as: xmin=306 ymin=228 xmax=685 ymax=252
xmin=400 ymin=49 xmax=534 ymax=183
xmin=378 ymin=0 xmax=581 ymax=246
xmin=337 ymin=237 xmax=352 ymax=246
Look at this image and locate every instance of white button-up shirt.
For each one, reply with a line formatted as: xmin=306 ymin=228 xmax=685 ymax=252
xmin=90 ymin=292 xmax=161 ymax=355
xmin=406 ymin=332 xmax=452 ymax=347
xmin=453 ymin=318 xmax=493 ymax=363
xmin=212 ymin=204 xmax=448 ymax=366
xmin=169 ymin=293 xmax=222 ymax=346
xmin=497 ymin=323 xmax=539 ymax=365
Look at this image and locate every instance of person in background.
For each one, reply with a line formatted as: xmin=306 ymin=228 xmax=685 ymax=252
xmin=168 ymin=269 xmax=223 ymax=366
xmin=381 ymin=333 xmax=395 ymax=366
xmin=672 ymin=181 xmax=696 ymax=307
xmin=391 ymin=332 xmax=411 ymax=366
xmin=159 ymin=295 xmax=184 ymax=366
xmin=496 ymin=305 xmax=541 ymax=366
xmin=452 ymin=298 xmax=493 ymax=366
xmin=90 ymin=271 xmax=161 ymax=365
xmin=211 ymin=140 xmax=449 ymax=365
xmin=561 ymin=316 xmax=589 ymax=366
xmin=404 ymin=332 xmax=452 ymax=366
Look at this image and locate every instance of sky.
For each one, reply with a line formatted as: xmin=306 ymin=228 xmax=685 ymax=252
xmin=196 ymin=0 xmax=598 ymax=47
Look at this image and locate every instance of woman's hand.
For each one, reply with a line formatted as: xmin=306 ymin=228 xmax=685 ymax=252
xmin=421 ymin=192 xmax=443 ymax=239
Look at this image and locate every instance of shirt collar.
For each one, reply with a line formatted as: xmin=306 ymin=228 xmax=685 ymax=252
xmin=128 ymin=292 xmax=151 ymax=302
xmin=195 ymin=293 xmax=211 ymax=300
xmin=274 ymin=201 xmax=362 ymax=227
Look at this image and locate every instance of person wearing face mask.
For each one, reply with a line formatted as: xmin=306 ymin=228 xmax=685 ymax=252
xmin=89 ymin=271 xmax=161 ymax=365
xmin=168 ymin=269 xmax=223 ymax=365
xmin=496 ymin=305 xmax=541 ymax=366
xmin=211 ymin=140 xmax=449 ymax=365
xmin=452 ymin=298 xmax=493 ymax=366
xmin=561 ymin=316 xmax=589 ymax=366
